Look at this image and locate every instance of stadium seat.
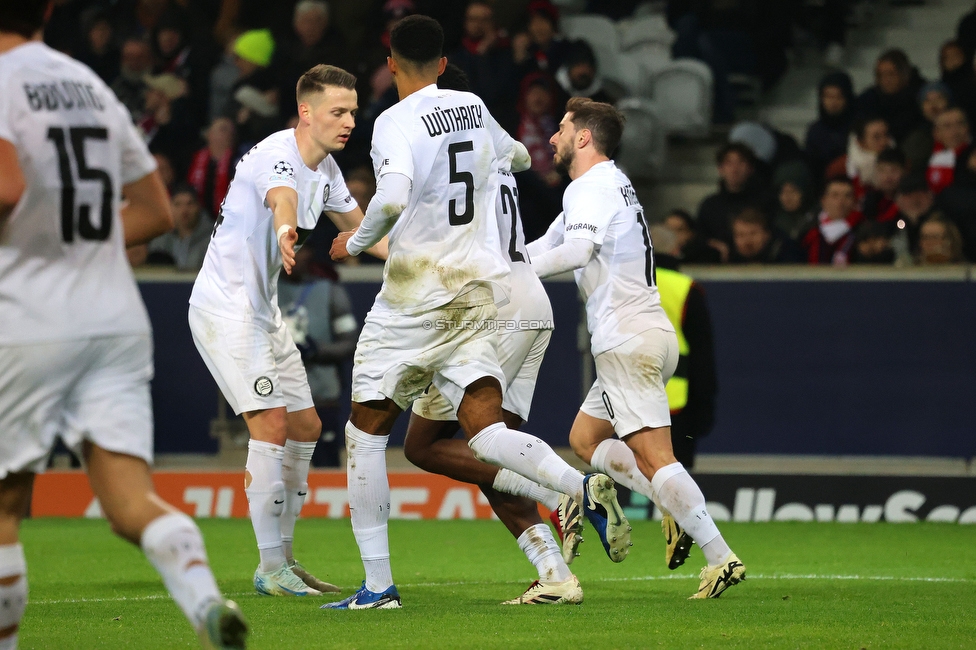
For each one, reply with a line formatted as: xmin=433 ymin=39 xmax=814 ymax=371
xmin=615 ymin=97 xmax=667 ymax=179
xmin=608 ymin=51 xmax=650 ymax=97
xmin=650 ymin=59 xmax=713 ymax=137
xmin=618 ymin=15 xmax=674 ymax=51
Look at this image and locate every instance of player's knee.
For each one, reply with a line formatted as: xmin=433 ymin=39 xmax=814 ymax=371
xmin=402 ymin=437 xmax=426 ymax=468
xmin=568 ymin=429 xmax=594 ymax=463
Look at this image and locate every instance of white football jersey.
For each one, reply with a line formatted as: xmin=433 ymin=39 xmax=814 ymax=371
xmin=495 ymin=170 xmax=552 ymax=326
xmin=555 ymin=160 xmax=673 ymax=355
xmin=190 ymin=129 xmax=356 ymax=331
xmin=0 ymin=42 xmax=156 ymax=345
xmin=370 ymin=84 xmax=515 ymax=314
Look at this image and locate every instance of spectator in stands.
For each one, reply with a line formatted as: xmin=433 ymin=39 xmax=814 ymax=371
xmin=729 ymin=208 xmax=804 ymax=264
xmin=663 ymin=209 xmax=721 ymax=264
xmin=668 ymin=0 xmax=759 ymax=125
xmin=512 ymin=0 xmax=571 ymax=78
xmin=855 ymin=49 xmax=924 ymax=144
xmin=825 ymin=116 xmax=891 ymax=199
xmin=917 ymin=215 xmax=965 ymax=265
xmin=902 ymin=82 xmax=951 ymax=173
xmin=224 ymin=29 xmax=281 ymax=146
xmin=278 ymin=1 xmax=348 ymax=117
xmin=187 ymin=116 xmax=236 ymax=220
xmin=517 ymin=73 xmax=561 ymax=188
xmin=937 ymin=144 xmax=976 ymax=261
xmin=940 ymin=41 xmax=976 ymax=122
xmin=152 ymin=10 xmax=211 ymax=126
xmin=146 ymin=184 xmax=215 ymax=271
xmin=450 ymin=0 xmax=520 ymax=132
xmin=111 ymin=37 xmax=154 ymax=120
xmin=209 ymin=37 xmax=241 ymax=123
xmin=849 ymin=221 xmax=895 ymax=265
xmin=140 ymin=73 xmax=196 ymax=177
xmin=696 ymin=142 xmax=766 ymax=259
xmin=278 ymin=242 xmax=360 ymax=467
xmin=76 ymin=7 xmax=119 ymax=84
xmin=771 ymin=160 xmax=816 ymax=241
xmin=890 ymin=174 xmax=937 ymax=262
xmin=802 ymin=176 xmax=863 ymax=265
xmin=647 ymin=225 xmax=717 ymax=470
xmin=861 ymin=147 xmax=905 ymax=223
xmin=805 ymin=72 xmax=855 ymax=180
xmin=927 ymin=106 xmax=971 ymax=195
xmin=554 ymin=40 xmax=621 ymax=107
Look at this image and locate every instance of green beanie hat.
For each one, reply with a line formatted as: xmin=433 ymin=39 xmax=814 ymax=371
xmin=233 ymin=29 xmax=275 ymax=67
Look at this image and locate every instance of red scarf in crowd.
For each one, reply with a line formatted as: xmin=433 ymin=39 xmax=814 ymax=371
xmin=926 ymin=143 xmax=967 ymax=196
xmin=187 ymin=147 xmax=232 ymax=216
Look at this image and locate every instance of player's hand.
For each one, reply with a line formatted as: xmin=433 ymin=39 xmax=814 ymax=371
xmin=331 ymin=231 xmax=354 ymax=261
xmin=279 ymin=227 xmax=299 ymax=274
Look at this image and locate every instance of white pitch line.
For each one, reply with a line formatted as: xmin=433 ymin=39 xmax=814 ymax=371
xmin=28 ymin=574 xmax=973 ymax=605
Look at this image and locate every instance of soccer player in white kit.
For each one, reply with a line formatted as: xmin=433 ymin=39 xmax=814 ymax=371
xmin=189 ymin=65 xmax=383 ymax=598
xmin=528 ymin=97 xmax=746 ymax=599
xmin=326 ymin=16 xmax=629 ymax=610
xmin=0 ymin=4 xmax=248 ymax=649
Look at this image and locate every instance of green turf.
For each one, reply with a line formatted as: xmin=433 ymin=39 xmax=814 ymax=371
xmin=17 ymin=518 xmax=976 ymax=649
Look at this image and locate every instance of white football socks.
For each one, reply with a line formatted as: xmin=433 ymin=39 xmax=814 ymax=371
xmin=244 ymin=439 xmax=287 ymax=572
xmin=140 ymin=513 xmax=222 ymax=629
xmin=651 ymin=462 xmax=731 ymax=566
xmin=281 ymin=439 xmax=316 ymax=563
xmin=345 ymin=422 xmax=394 ymax=593
xmin=517 ymin=524 xmax=572 ymax=583
xmin=469 ymin=423 xmax=585 ymax=503
xmin=0 ymin=543 xmax=27 ymax=650
xmin=589 ymin=438 xmax=661 ymax=509
xmin=492 ymin=468 xmax=561 ymax=511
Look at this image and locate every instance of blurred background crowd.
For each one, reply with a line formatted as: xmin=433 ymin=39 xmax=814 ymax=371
xmin=40 ymin=0 xmax=976 ymax=269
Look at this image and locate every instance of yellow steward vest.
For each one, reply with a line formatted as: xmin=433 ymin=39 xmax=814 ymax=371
xmin=656 ymin=268 xmax=692 ymax=412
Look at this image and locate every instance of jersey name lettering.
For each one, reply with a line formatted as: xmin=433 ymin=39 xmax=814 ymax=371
xmin=23 ymin=80 xmax=106 ymax=112
xmin=420 ymin=104 xmax=484 ymax=138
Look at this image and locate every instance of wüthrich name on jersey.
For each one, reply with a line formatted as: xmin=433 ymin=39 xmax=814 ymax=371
xmin=23 ymin=79 xmax=106 ymax=112
xmin=420 ymin=104 xmax=485 ymax=138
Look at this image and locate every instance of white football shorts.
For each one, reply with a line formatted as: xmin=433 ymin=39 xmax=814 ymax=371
xmin=580 ymin=327 xmax=679 ymax=437
xmin=352 ymin=298 xmax=505 ymax=414
xmin=412 ymin=324 xmax=552 ymax=422
xmin=189 ymin=305 xmax=314 ymax=415
xmin=0 ymin=334 xmax=154 ymax=479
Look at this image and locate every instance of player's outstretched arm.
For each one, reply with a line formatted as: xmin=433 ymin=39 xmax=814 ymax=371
xmin=121 ymin=171 xmax=174 ymax=246
xmin=267 ymin=185 xmax=300 ymax=273
xmin=336 ymin=172 xmax=410 ymax=259
xmin=326 ymin=205 xmax=389 ymax=261
xmin=530 ymin=238 xmax=595 ymax=278
xmin=0 ymin=138 xmax=26 ymax=226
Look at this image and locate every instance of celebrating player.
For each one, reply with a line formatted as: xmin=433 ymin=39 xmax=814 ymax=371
xmin=528 ymin=98 xmax=746 ymax=598
xmin=0 ymin=3 xmax=248 ymax=649
xmin=325 ymin=16 xmax=629 ymax=611
xmin=189 ymin=64 xmax=383 ymax=598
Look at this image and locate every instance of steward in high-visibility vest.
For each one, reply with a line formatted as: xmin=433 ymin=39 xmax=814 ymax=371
xmin=655 ymin=257 xmax=717 ymax=469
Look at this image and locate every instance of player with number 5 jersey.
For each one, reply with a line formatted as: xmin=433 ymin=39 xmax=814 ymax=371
xmin=528 ymin=97 xmax=746 ymax=600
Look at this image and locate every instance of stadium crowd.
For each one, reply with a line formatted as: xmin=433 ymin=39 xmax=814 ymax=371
xmin=40 ymin=0 xmax=976 ymax=268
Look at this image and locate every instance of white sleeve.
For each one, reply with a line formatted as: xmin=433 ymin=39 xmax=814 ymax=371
xmin=526 ymin=213 xmax=565 ymax=258
xmin=485 ymin=109 xmax=531 ymax=173
xmin=346 ymin=172 xmax=411 ymax=255
xmin=531 ymin=238 xmax=595 ymax=278
xmin=255 ymin=144 xmax=302 ymax=205
xmin=371 ymin=112 xmax=413 ymax=180
xmin=321 ymin=157 xmax=357 ymax=213
xmin=562 ymin=180 xmax=616 ymax=245
xmin=0 ymin=80 xmax=13 ymax=143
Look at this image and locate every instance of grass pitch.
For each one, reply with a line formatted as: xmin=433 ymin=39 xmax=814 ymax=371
xmin=18 ymin=518 xmax=976 ymax=649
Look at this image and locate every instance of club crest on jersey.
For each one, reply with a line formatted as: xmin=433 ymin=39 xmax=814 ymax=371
xmin=271 ymin=160 xmax=295 ymax=180
xmin=254 ymin=376 xmax=274 ymax=396
xmin=322 ymin=184 xmax=330 ymax=204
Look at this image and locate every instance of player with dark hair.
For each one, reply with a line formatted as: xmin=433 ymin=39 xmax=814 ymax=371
xmin=189 ymin=64 xmax=385 ymax=598
xmin=401 ymin=62 xmax=583 ymax=606
xmin=327 ymin=15 xmax=630 ymax=610
xmin=528 ymin=97 xmax=746 ymax=599
xmin=0 ymin=2 xmax=247 ymax=648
